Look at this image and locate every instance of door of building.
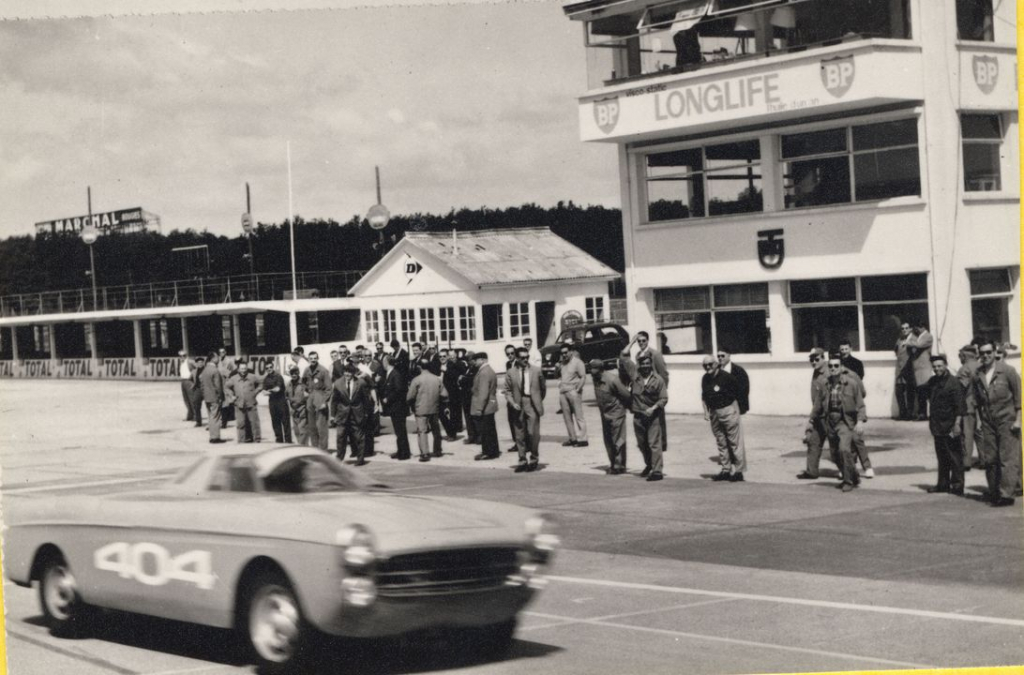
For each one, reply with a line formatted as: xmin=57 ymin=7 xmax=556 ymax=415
xmin=535 ymin=301 xmax=556 ymax=347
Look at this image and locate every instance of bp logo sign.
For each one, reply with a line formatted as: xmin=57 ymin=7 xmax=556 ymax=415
xmin=593 ymin=96 xmax=620 ymax=134
xmin=820 ymin=56 xmax=855 ymax=98
xmin=972 ymin=55 xmax=998 ymax=94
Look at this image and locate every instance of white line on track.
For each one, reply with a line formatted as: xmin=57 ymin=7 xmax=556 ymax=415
xmin=390 ymin=484 xmax=445 ymax=492
xmin=3 ymin=475 xmax=170 ymax=495
xmin=521 ymin=610 xmax=933 ymax=669
xmin=523 ymin=597 xmax=738 ymax=631
xmin=547 ymin=575 xmax=1024 ymax=628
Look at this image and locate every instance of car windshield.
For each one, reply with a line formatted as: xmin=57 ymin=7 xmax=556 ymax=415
xmin=261 ymin=455 xmax=366 ymax=494
xmin=556 ymin=328 xmax=585 ymax=344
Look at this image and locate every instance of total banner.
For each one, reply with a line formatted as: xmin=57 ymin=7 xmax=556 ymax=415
xmin=0 ymin=355 xmax=289 ymax=380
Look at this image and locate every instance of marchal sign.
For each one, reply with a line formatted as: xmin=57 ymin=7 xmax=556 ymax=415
xmin=35 ymin=207 xmax=156 ymax=236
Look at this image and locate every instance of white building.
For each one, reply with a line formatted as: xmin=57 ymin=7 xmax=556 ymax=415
xmin=349 ymin=228 xmax=620 ymax=368
xmin=562 ymin=0 xmax=1020 ymax=416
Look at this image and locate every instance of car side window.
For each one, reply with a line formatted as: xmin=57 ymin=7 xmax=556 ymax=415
xmin=585 ymin=329 xmax=601 ymax=343
xmin=208 ymin=457 xmax=257 ymax=492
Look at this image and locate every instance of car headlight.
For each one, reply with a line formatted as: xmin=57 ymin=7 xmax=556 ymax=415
xmin=336 ymin=524 xmax=378 ymax=573
xmin=524 ymin=515 xmax=559 ymax=565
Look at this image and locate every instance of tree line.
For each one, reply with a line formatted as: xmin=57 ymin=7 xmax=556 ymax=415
xmin=0 ymin=202 xmax=624 ymax=297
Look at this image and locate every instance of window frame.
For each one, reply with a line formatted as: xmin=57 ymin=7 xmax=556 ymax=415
xmin=439 ymin=307 xmax=456 ymax=343
xmin=363 ymin=310 xmax=380 ymax=344
xmin=400 ymin=309 xmax=416 ymax=343
xmin=654 ymin=282 xmax=770 ymax=355
xmin=256 ymin=313 xmax=267 ymax=347
xmin=960 ymin=112 xmax=1004 ymax=192
xmin=459 ymin=305 xmax=477 ymax=342
xmin=382 ymin=309 xmax=397 ymax=343
xmin=586 ymin=296 xmax=606 ymax=323
xmin=419 ymin=307 xmax=437 ymax=344
xmin=508 ymin=302 xmax=530 ymax=339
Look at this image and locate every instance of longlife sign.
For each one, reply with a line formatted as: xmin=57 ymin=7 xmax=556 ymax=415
xmin=35 ymin=207 xmax=148 ymax=235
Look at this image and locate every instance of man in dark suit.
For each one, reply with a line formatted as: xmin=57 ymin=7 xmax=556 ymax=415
xmin=470 ymin=352 xmax=500 ymax=459
xmin=457 ymin=348 xmax=479 ymax=444
xmin=838 ymin=340 xmax=864 ymax=380
xmin=502 ymin=344 xmax=519 ymax=452
xmin=381 ymin=355 xmax=411 ymax=460
xmin=199 ymin=352 xmax=226 ymax=444
xmin=926 ymin=354 xmax=965 ymax=495
xmin=390 ymin=339 xmax=410 ymax=382
xmin=330 ymin=361 xmax=372 ymax=465
xmin=439 ymin=349 xmax=465 ymax=439
xmin=504 ymin=347 xmax=545 ymax=470
xmin=303 ymin=351 xmax=333 ymax=452
xmin=716 ymin=349 xmax=750 ymax=415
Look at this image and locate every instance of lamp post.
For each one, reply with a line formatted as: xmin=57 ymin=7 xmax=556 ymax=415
xmin=82 ymin=186 xmax=99 ymax=310
xmin=366 ymin=166 xmax=390 ymax=252
xmin=242 ymin=182 xmax=258 ymax=299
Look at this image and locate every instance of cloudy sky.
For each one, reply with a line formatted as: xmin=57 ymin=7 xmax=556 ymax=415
xmin=0 ymin=1 xmax=620 ymax=239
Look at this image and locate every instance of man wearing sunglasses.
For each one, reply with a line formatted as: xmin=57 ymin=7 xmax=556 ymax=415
xmin=716 ymin=350 xmax=749 ymax=415
xmin=798 ymin=348 xmax=832 ymax=480
xmin=810 ymin=353 xmax=866 ymax=492
xmin=969 ymin=341 xmax=1021 ymax=507
xmin=702 ymin=354 xmax=746 ymax=482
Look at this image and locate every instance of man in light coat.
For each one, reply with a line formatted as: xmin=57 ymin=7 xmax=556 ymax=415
xmin=969 ymin=341 xmax=1022 ymax=507
xmin=407 ymin=359 xmax=448 ymax=461
xmin=505 ymin=347 xmax=545 ymax=471
xmin=557 ymin=343 xmax=588 ymax=447
xmin=909 ymin=323 xmax=934 ymax=420
xmin=224 ymin=360 xmax=262 ymax=443
xmin=303 ymin=351 xmax=333 ymax=452
xmin=470 ymin=352 xmax=500 ymax=459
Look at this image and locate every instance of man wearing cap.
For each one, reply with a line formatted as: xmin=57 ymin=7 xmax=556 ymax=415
xmin=225 ymin=360 xmax=262 ymax=443
xmin=470 ymin=352 xmax=500 ymax=459
xmin=557 ymin=343 xmax=589 ymax=447
xmin=179 ymin=350 xmax=198 ymax=423
xmin=286 ymin=365 xmax=309 ymax=446
xmin=261 ymin=360 xmax=291 ymax=444
xmin=331 ymin=361 xmax=372 ymax=465
xmin=199 ymin=351 xmax=226 ymax=444
xmin=927 ymin=354 xmax=965 ymax=495
xmin=620 ymin=352 xmax=668 ymax=481
xmin=957 ymin=344 xmax=981 ymax=469
xmin=505 ymin=347 xmax=545 ymax=470
xmin=303 ymin=351 xmax=333 ymax=452
xmin=701 ymin=354 xmax=746 ymax=482
xmin=591 ymin=359 xmax=632 ymax=475
xmin=968 ymin=340 xmax=1021 ymax=507
xmin=407 ymin=358 xmax=448 ymax=461
xmin=798 ymin=348 xmax=831 ymax=480
xmin=811 ymin=353 xmax=867 ymax=493
xmin=381 ymin=355 xmax=411 ymax=460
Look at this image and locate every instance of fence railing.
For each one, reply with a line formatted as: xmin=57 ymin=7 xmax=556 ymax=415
xmin=0 ymin=271 xmax=367 ymax=317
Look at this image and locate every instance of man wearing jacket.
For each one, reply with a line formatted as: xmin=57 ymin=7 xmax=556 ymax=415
xmin=381 ymin=355 xmax=411 ymax=460
xmin=970 ymin=341 xmax=1022 ymax=507
xmin=716 ymin=349 xmax=750 ymax=415
xmin=439 ymin=349 xmax=465 ymax=440
xmin=701 ymin=354 xmax=746 ymax=482
xmin=557 ymin=343 xmax=588 ymax=447
xmin=620 ymin=353 xmax=668 ymax=482
xmin=331 ymin=361 xmax=372 ymax=464
xmin=927 ymin=354 xmax=965 ymax=495
xmin=303 ymin=351 xmax=333 ymax=452
xmin=505 ymin=347 xmax=545 ymax=471
xmin=957 ymin=344 xmax=981 ymax=469
xmin=199 ymin=352 xmax=226 ymax=444
xmin=798 ymin=348 xmax=831 ymax=480
xmin=407 ymin=359 xmax=448 ymax=461
xmin=225 ymin=360 xmax=262 ymax=443
xmin=286 ymin=366 xmax=309 ymax=446
xmin=470 ymin=352 xmax=499 ymax=459
xmin=590 ymin=359 xmax=632 ymax=475
xmin=261 ymin=360 xmax=291 ymax=444
xmin=812 ymin=354 xmax=867 ymax=493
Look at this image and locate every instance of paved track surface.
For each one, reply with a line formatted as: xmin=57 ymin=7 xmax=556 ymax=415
xmin=2 ymin=379 xmax=1022 ymax=675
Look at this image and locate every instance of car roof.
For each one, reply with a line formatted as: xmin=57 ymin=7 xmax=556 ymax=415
xmin=170 ymin=444 xmax=343 ymax=491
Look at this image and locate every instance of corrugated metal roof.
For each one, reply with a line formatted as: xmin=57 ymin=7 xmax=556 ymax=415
xmin=404 ymin=227 xmax=620 ymax=287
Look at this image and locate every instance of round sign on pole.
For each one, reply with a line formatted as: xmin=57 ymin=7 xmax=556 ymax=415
xmin=241 ymin=213 xmax=253 ymax=235
xmin=367 ymin=203 xmax=390 ymax=231
xmin=81 ymin=225 xmax=99 ymax=246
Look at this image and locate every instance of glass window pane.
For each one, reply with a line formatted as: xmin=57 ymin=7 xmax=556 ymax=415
xmin=790 ymin=278 xmax=856 ymax=304
xmin=854 ymin=147 xmax=921 ymax=201
xmin=647 ymin=148 xmax=704 ymax=177
xmin=715 ymin=309 xmax=770 ymax=354
xmin=861 ymin=274 xmax=928 ymax=302
xmin=714 ymin=283 xmax=769 ymax=308
xmin=781 ymin=128 xmax=847 ymax=159
xmin=783 ymin=156 xmax=851 ymax=208
xmin=647 ymin=175 xmax=705 ymax=220
xmin=863 ymin=302 xmax=929 ymax=351
xmin=705 ymin=140 xmax=760 ymax=169
xmin=969 ymin=268 xmax=1012 ymax=295
xmin=971 ymin=296 xmax=1010 ymax=345
xmin=707 ymin=173 xmax=763 ymax=216
xmin=963 ymin=143 xmax=1002 ymax=191
xmin=792 ymin=306 xmax=859 ymax=353
xmin=961 ymin=113 xmax=1002 ymax=139
xmin=655 ymin=286 xmax=710 ymax=312
xmin=852 ymin=119 xmax=918 ymax=151
xmin=655 ymin=311 xmax=711 ymax=354
xmin=956 ymin=0 xmax=994 ymax=41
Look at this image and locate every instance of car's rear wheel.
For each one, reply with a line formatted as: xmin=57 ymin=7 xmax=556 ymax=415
xmin=245 ymin=572 xmax=310 ymax=673
xmin=38 ymin=552 xmax=90 ymax=636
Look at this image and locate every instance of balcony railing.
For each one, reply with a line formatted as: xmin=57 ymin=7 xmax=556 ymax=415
xmin=0 ymin=270 xmax=367 ymax=318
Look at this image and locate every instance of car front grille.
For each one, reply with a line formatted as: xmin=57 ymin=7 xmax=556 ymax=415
xmin=375 ymin=547 xmax=521 ymax=598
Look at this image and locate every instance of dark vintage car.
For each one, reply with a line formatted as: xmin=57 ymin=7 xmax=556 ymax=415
xmin=540 ymin=322 xmax=630 ymax=379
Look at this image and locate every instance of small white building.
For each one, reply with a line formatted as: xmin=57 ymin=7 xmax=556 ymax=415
xmin=348 ymin=228 xmax=620 ymax=369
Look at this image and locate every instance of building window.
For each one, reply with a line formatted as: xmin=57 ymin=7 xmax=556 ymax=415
xmin=159 ymin=319 xmax=169 ymax=350
xmin=782 ymin=119 xmax=920 ymax=208
xmin=221 ymin=316 xmax=233 ymax=347
xmin=419 ymin=308 xmax=436 ymax=344
xmin=969 ymin=268 xmax=1016 ymax=345
xmin=459 ymin=306 xmax=477 ymax=342
xmin=585 ymin=297 xmax=605 ymax=323
xmin=306 ymin=312 xmax=319 ymax=344
xmin=400 ymin=309 xmax=416 ymax=343
xmin=654 ymin=283 xmax=769 ymax=355
xmin=253 ymin=313 xmax=266 ymax=348
xmin=149 ymin=320 xmax=159 ymax=349
xmin=961 ymin=114 xmax=1003 ymax=191
xmin=645 ymin=140 xmax=763 ymax=222
xmin=439 ymin=307 xmax=456 ymax=344
xmin=382 ymin=310 xmax=397 ymax=343
xmin=790 ymin=274 xmax=928 ymax=352
xmin=84 ymin=323 xmax=93 ymax=352
xmin=33 ymin=325 xmax=50 ymax=354
xmin=482 ymin=304 xmax=504 ymax=341
xmin=363 ymin=310 xmax=379 ymax=344
xmin=509 ymin=302 xmax=530 ymax=338
xmin=956 ymin=0 xmax=994 ymax=41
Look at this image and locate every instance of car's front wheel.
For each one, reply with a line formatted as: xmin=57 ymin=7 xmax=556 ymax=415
xmin=474 ymin=618 xmax=517 ymax=658
xmin=38 ymin=552 xmax=91 ymax=636
xmin=244 ymin=572 xmax=310 ymax=673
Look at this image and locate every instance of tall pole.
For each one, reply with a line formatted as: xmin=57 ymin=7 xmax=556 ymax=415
xmin=245 ymin=182 xmax=257 ymax=298
xmin=87 ymin=186 xmax=98 ymax=310
xmin=287 ymin=142 xmax=299 ymax=349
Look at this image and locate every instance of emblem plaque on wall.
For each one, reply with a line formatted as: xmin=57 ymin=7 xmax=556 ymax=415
xmin=757 ymin=229 xmax=785 ymax=269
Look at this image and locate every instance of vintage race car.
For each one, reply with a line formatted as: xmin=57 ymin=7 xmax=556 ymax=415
xmin=3 ymin=445 xmax=558 ymax=672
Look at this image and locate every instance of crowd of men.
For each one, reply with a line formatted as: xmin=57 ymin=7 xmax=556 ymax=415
xmin=177 ymin=328 xmax=1020 ymax=505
